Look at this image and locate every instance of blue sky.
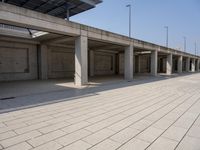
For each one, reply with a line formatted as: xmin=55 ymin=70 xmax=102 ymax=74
xmin=71 ymin=0 xmax=200 ymax=55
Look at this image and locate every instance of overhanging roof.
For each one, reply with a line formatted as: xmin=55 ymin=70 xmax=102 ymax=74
xmin=1 ymin=0 xmax=102 ymax=18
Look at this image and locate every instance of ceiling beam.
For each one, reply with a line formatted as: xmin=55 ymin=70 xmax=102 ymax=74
xmin=42 ymin=36 xmax=76 ymax=44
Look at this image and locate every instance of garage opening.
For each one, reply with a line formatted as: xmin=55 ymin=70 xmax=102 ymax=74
xmin=88 ymin=40 xmax=124 ymax=83
xmin=0 ymin=23 xmax=76 ymax=82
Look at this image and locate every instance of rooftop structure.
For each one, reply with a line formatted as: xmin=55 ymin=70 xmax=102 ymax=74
xmin=1 ymin=0 xmax=102 ymax=19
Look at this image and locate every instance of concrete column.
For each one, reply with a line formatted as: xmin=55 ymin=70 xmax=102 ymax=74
xmin=197 ymin=59 xmax=200 ymax=72
xmin=133 ymin=55 xmax=136 ymax=73
xmin=38 ymin=44 xmax=48 ymax=80
xmin=75 ymin=35 xmax=88 ymax=86
xmin=166 ymin=53 xmax=172 ymax=75
xmin=89 ymin=50 xmax=95 ymax=77
xmin=178 ymin=55 xmax=183 ymax=73
xmin=138 ymin=55 xmax=141 ymax=73
xmin=191 ymin=58 xmax=195 ymax=72
xmin=151 ymin=50 xmax=158 ymax=76
xmin=186 ymin=57 xmax=190 ymax=72
xmin=124 ymin=45 xmax=134 ymax=80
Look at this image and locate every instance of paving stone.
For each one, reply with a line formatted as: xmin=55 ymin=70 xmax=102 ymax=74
xmin=109 ymin=127 xmax=140 ymax=144
xmin=56 ymin=129 xmax=91 ymax=146
xmin=152 ymin=119 xmax=174 ymax=130
xmin=118 ymin=138 xmax=150 ymax=150
xmin=162 ymin=126 xmax=187 ymax=141
xmin=83 ymin=128 xmax=115 ymax=145
xmin=59 ymin=140 xmax=91 ymax=150
xmin=147 ymin=137 xmax=178 ymax=150
xmin=136 ymin=127 xmax=164 ymax=143
xmin=129 ymin=119 xmax=153 ymax=131
xmin=61 ymin=121 xmax=90 ymax=134
xmin=38 ymin=121 xmax=70 ymax=134
xmin=15 ymin=122 xmax=49 ymax=134
xmin=0 ymin=130 xmax=41 ymax=148
xmin=187 ymin=125 xmax=200 ymax=138
xmin=3 ymin=142 xmax=32 ymax=150
xmin=176 ymin=136 xmax=200 ymax=150
xmin=28 ymin=130 xmax=66 ymax=147
xmin=0 ymin=131 xmax=17 ymax=141
xmin=31 ymin=141 xmax=62 ymax=150
xmin=89 ymin=139 xmax=120 ymax=150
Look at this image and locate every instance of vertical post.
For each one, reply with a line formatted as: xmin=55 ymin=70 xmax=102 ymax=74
xmin=126 ymin=4 xmax=131 ymax=38
xmin=124 ymin=44 xmax=134 ymax=80
xmin=191 ymin=58 xmax=195 ymax=72
xmin=164 ymin=26 xmax=168 ymax=47
xmin=166 ymin=53 xmax=172 ymax=75
xmin=151 ymin=50 xmax=158 ymax=76
xmin=38 ymin=44 xmax=48 ymax=80
xmin=197 ymin=59 xmax=200 ymax=72
xmin=89 ymin=50 xmax=95 ymax=77
xmin=183 ymin=37 xmax=186 ymax=52
xmin=186 ymin=57 xmax=190 ymax=72
xmin=75 ymin=35 xmax=88 ymax=86
xmin=178 ymin=55 xmax=183 ymax=73
xmin=66 ymin=9 xmax=70 ymax=21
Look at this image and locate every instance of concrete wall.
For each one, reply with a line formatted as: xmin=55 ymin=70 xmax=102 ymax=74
xmin=135 ymin=55 xmax=151 ymax=73
xmin=94 ymin=51 xmax=116 ymax=75
xmin=0 ymin=40 xmax=37 ymax=81
xmin=47 ymin=46 xmax=75 ymax=79
xmin=119 ymin=53 xmax=124 ymax=75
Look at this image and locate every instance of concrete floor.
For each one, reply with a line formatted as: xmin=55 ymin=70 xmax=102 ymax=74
xmin=0 ymin=73 xmax=200 ymax=150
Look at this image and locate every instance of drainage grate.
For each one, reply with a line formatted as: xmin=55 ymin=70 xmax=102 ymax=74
xmin=0 ymin=97 xmax=15 ymax=101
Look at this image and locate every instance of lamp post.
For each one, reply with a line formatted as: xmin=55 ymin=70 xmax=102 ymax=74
xmin=164 ymin=26 xmax=168 ymax=47
xmin=183 ymin=36 xmax=186 ymax=52
xmin=126 ymin=4 xmax=131 ymax=38
xmin=195 ymin=41 xmax=197 ymax=55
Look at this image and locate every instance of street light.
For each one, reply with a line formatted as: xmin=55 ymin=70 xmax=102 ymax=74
xmin=164 ymin=26 xmax=168 ymax=47
xmin=183 ymin=36 xmax=186 ymax=52
xmin=195 ymin=41 xmax=197 ymax=55
xmin=126 ymin=4 xmax=131 ymax=38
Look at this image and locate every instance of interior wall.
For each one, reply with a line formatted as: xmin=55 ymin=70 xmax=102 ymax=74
xmin=119 ymin=53 xmax=124 ymax=75
xmin=0 ymin=40 xmax=37 ymax=81
xmin=94 ymin=51 xmax=116 ymax=75
xmin=47 ymin=46 xmax=75 ymax=79
xmin=135 ymin=54 xmax=151 ymax=73
xmin=158 ymin=56 xmax=166 ymax=73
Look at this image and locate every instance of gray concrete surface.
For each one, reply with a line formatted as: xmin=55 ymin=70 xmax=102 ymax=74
xmin=0 ymin=73 xmax=200 ymax=150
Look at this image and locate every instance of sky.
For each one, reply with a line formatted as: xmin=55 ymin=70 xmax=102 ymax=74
xmin=71 ymin=0 xmax=200 ymax=55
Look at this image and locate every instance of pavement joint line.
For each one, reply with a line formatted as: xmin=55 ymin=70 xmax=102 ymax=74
xmin=113 ymin=90 xmax=200 ymax=149
xmin=174 ymin=105 xmax=200 ymax=150
xmin=85 ymin=93 xmax=181 ymax=149
xmin=143 ymin=93 xmax=200 ymax=150
xmin=4 ymin=91 xmax=173 ymax=149
xmin=0 ymin=91 xmax=164 ymax=135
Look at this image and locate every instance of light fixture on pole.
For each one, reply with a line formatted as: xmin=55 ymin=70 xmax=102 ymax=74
xmin=164 ymin=26 xmax=168 ymax=47
xmin=195 ymin=41 xmax=197 ymax=55
xmin=126 ymin=4 xmax=131 ymax=38
xmin=183 ymin=36 xmax=186 ymax=52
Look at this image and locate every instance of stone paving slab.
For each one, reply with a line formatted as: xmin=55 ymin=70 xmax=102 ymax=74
xmin=1 ymin=74 xmax=200 ymax=150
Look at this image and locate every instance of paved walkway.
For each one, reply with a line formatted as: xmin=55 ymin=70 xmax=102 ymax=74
xmin=1 ymin=74 xmax=200 ymax=150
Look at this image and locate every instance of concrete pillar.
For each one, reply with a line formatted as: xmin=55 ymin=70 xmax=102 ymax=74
xmin=133 ymin=55 xmax=136 ymax=73
xmin=89 ymin=50 xmax=95 ymax=77
xmin=151 ymin=50 xmax=158 ymax=76
xmin=38 ymin=44 xmax=48 ymax=80
xmin=75 ymin=35 xmax=88 ymax=86
xmin=178 ymin=55 xmax=183 ymax=73
xmin=124 ymin=44 xmax=134 ymax=80
xmin=166 ymin=53 xmax=172 ymax=75
xmin=186 ymin=57 xmax=190 ymax=72
xmin=197 ymin=59 xmax=200 ymax=72
xmin=138 ymin=55 xmax=141 ymax=73
xmin=191 ymin=58 xmax=195 ymax=72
